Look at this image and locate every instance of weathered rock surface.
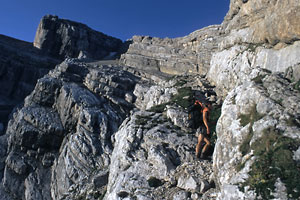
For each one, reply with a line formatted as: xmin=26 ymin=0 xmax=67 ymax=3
xmin=120 ymin=25 xmax=223 ymax=75
xmin=0 ymin=34 xmax=60 ymax=134
xmin=222 ymin=0 xmax=300 ymax=46
xmin=105 ymin=111 xmax=216 ymax=200
xmin=34 ymin=15 xmax=124 ymax=60
xmin=2 ymin=59 xmax=141 ymax=200
xmin=214 ymin=71 xmax=300 ymax=199
xmin=0 ymin=56 xmax=219 ymax=200
xmin=207 ymin=41 xmax=300 ymax=98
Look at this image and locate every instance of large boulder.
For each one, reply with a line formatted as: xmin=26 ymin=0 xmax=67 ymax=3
xmin=34 ymin=15 xmax=123 ymax=60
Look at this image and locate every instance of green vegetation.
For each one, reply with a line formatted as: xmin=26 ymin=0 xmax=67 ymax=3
xmin=239 ymin=104 xmax=265 ymax=127
xmin=148 ymin=103 xmax=168 ymax=113
xmin=239 ymin=104 xmax=265 ymax=156
xmin=252 ymin=75 xmax=267 ymax=84
xmin=241 ymin=128 xmax=300 ymax=199
xmin=209 ymin=105 xmax=222 ymax=148
xmin=135 ymin=115 xmax=151 ymax=126
xmin=246 ymin=43 xmax=263 ymax=53
xmin=147 ymin=87 xmax=194 ymax=112
xmin=294 ymin=80 xmax=300 ymax=92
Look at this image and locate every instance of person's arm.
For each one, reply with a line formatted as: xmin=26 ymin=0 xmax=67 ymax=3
xmin=203 ymin=110 xmax=210 ymax=135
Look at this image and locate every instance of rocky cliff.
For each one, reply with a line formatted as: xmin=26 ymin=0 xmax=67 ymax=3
xmin=0 ymin=34 xmax=60 ymax=135
xmin=1 ymin=0 xmax=300 ymax=199
xmin=34 ymin=15 xmax=124 ymax=60
xmin=120 ymin=25 xmax=223 ymax=75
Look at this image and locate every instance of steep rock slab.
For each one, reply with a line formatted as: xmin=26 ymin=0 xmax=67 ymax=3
xmin=120 ymin=25 xmax=222 ymax=75
xmin=213 ymin=73 xmax=300 ymax=199
xmin=34 ymin=15 xmax=123 ymax=60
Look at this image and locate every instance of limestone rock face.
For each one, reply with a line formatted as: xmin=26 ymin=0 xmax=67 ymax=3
xmin=120 ymin=25 xmax=223 ymax=75
xmin=208 ymin=41 xmax=300 ymax=98
xmin=105 ymin=111 xmax=215 ymax=200
xmin=34 ymin=15 xmax=123 ymax=60
xmin=213 ymin=72 xmax=300 ymax=199
xmin=223 ymin=0 xmax=300 ymax=46
xmin=2 ymin=59 xmax=140 ymax=200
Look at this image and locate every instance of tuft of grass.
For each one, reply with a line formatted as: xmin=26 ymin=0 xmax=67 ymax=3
xmin=241 ymin=128 xmax=300 ymax=199
xmin=209 ymin=105 xmax=222 ymax=148
xmin=135 ymin=115 xmax=152 ymax=126
xmin=239 ymin=104 xmax=264 ymax=127
xmin=147 ymin=87 xmax=194 ymax=112
xmin=148 ymin=103 xmax=168 ymax=113
xmin=252 ymin=75 xmax=267 ymax=84
xmin=294 ymin=80 xmax=300 ymax=92
xmin=171 ymin=87 xmax=193 ymax=108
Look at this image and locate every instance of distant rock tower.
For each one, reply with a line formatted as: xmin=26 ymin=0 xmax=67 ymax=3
xmin=34 ymin=15 xmax=123 ymax=60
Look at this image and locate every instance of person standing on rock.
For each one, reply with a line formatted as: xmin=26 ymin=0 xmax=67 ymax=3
xmin=188 ymin=99 xmax=211 ymax=159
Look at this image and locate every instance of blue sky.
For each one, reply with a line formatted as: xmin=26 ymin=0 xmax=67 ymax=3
xmin=0 ymin=0 xmax=230 ymax=42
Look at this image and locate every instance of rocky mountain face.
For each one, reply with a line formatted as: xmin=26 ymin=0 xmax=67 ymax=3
xmin=0 ymin=34 xmax=60 ymax=135
xmin=1 ymin=0 xmax=300 ymax=199
xmin=34 ymin=15 xmax=124 ymax=60
xmin=120 ymin=25 xmax=223 ymax=76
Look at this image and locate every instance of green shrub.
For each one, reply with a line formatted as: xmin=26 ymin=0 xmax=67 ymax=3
xmin=241 ymin=128 xmax=300 ymax=199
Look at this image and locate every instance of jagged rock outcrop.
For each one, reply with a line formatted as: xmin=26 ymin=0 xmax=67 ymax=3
xmin=2 ymin=59 xmax=140 ymax=200
xmin=1 ymin=0 xmax=300 ymax=199
xmin=213 ymin=71 xmax=300 ymax=199
xmin=120 ymin=25 xmax=223 ymax=75
xmin=105 ymin=111 xmax=216 ymax=199
xmin=1 ymin=55 xmax=220 ymax=199
xmin=0 ymin=34 xmax=60 ymax=134
xmin=34 ymin=15 xmax=124 ymax=60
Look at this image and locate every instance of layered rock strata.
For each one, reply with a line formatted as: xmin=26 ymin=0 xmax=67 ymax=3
xmin=120 ymin=25 xmax=223 ymax=75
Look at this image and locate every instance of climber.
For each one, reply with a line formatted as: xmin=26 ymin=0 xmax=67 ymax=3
xmin=188 ymin=99 xmax=211 ymax=159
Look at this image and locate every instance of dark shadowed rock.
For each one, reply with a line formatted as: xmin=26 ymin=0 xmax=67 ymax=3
xmin=34 ymin=15 xmax=124 ymax=60
xmin=0 ymin=34 xmax=60 ymax=132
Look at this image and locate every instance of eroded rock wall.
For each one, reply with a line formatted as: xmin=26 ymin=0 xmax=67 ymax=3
xmin=120 ymin=25 xmax=223 ymax=75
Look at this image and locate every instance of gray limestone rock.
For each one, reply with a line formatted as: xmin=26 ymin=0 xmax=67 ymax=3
xmin=105 ymin=111 xmax=214 ymax=199
xmin=213 ymin=73 xmax=300 ymax=199
xmin=120 ymin=25 xmax=223 ymax=76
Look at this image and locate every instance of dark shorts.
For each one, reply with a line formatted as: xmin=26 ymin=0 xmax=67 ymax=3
xmin=196 ymin=126 xmax=208 ymax=137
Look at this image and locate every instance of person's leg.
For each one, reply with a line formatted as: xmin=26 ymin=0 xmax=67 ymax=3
xmin=196 ymin=134 xmax=204 ymax=158
xmin=201 ymin=136 xmax=211 ymax=158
